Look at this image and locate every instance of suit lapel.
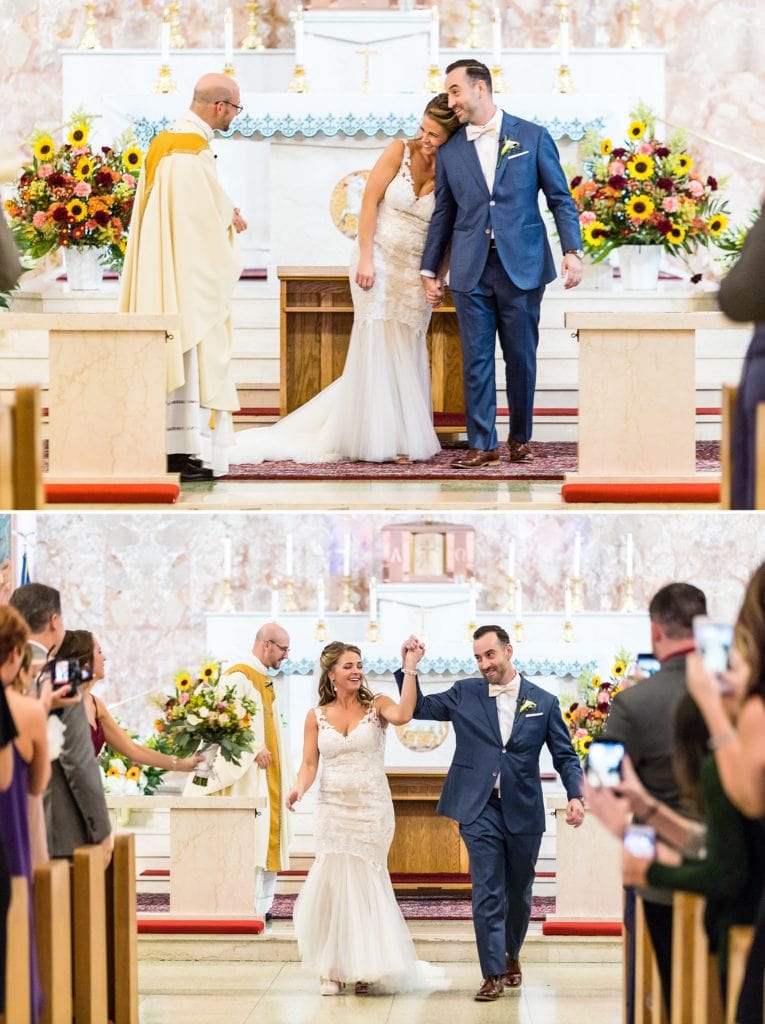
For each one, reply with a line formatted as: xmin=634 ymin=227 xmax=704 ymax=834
xmin=457 ymin=129 xmax=491 ymax=197
xmin=493 ymin=111 xmax=521 ymax=191
xmin=476 ymin=681 xmax=503 ymax=746
xmin=510 ymin=676 xmax=533 ymax=737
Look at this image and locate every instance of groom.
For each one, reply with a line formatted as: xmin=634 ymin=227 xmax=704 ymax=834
xmin=396 ymin=625 xmax=584 ymax=1001
xmin=421 ymin=60 xmax=583 ymax=469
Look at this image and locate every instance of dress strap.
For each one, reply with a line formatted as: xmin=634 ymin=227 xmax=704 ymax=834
xmin=399 ymin=140 xmax=413 ymax=184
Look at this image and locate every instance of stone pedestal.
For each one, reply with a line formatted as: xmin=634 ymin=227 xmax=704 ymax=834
xmin=549 ymin=796 xmax=623 ymax=920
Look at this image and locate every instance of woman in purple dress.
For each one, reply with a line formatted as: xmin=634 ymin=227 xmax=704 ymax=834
xmin=0 ymin=677 xmax=18 ymax=1018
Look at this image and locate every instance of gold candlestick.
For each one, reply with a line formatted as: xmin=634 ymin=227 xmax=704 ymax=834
xmin=241 ymin=0 xmax=265 ymax=49
xmin=282 ymin=577 xmax=298 ymax=613
xmin=561 ymin=619 xmax=575 ymax=643
xmin=501 ymin=576 xmax=517 ymax=614
xmin=622 ymin=577 xmax=636 ymax=614
xmin=223 ymin=62 xmax=236 ymax=77
xmin=626 ymin=0 xmax=643 ymax=48
xmin=220 ymin=578 xmax=235 ymax=613
xmin=570 ymin=577 xmax=584 ymax=613
xmin=79 ymin=0 xmax=101 ymax=49
xmin=169 ymin=1 xmax=185 ymax=48
xmin=512 ymin=620 xmax=527 ymax=643
xmin=287 ymin=65 xmax=311 ymax=93
xmin=465 ymin=619 xmax=477 ymax=641
xmin=554 ymin=64 xmax=575 ymax=93
xmin=355 ymin=45 xmax=378 ymax=94
xmin=424 ymin=64 xmax=441 ymax=93
xmin=338 ymin=575 xmax=355 ymax=613
xmin=465 ymin=0 xmax=484 ymax=49
xmin=365 ymin=620 xmax=381 ymax=643
xmin=491 ymin=65 xmax=507 ymax=94
xmin=313 ymin=619 xmax=329 ymax=642
xmin=153 ymin=64 xmax=178 ymax=94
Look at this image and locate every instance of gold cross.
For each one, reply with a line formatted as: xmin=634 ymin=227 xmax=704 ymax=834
xmin=355 ymin=44 xmax=378 ymax=94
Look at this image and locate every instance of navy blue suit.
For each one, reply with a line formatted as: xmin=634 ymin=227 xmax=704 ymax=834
xmin=395 ymin=670 xmax=583 ymax=977
xmin=421 ymin=112 xmax=582 ymax=450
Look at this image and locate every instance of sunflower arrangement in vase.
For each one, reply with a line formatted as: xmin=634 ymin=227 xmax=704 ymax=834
xmin=563 ymin=650 xmax=634 ymax=761
xmin=3 ymin=108 xmax=143 ymax=273
xmin=569 ymin=105 xmax=730 ymax=271
xmin=156 ymin=661 xmax=259 ymax=786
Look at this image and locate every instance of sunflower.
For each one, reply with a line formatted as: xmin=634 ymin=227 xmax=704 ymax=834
xmin=625 ymin=194 xmax=654 ymax=220
xmin=563 ymin=709 xmax=573 ymax=723
xmin=582 ymin=221 xmax=608 ymax=246
xmin=106 ymin=765 xmax=122 ymax=778
xmin=68 ymin=122 xmax=89 ymax=146
xmin=73 ymin=156 xmax=93 ymax=181
xmin=628 ymin=120 xmax=646 ymax=140
xmin=627 ymin=154 xmax=655 ymax=180
xmin=32 ymin=135 xmax=55 ymax=161
xmin=175 ymin=671 xmax=193 ymax=692
xmin=125 ymin=765 xmax=142 ymax=782
xmin=672 ymin=153 xmax=693 ymax=176
xmin=122 ymin=146 xmax=143 ymax=171
xmin=612 ymin=660 xmax=627 ymax=677
xmin=581 ymin=736 xmax=593 ymax=750
xmin=707 ymin=213 xmax=728 ymax=236
xmin=667 ymin=223 xmax=686 ymax=245
xmin=591 ymin=674 xmax=602 ymax=688
xmin=66 ymin=198 xmax=87 ymax=221
xmin=600 ymin=138 xmax=612 ymax=157
xmin=200 ymin=662 xmax=218 ymax=681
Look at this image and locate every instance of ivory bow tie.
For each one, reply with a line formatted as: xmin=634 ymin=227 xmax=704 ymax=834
xmin=466 ymin=123 xmax=498 ymax=142
xmin=488 ymin=681 xmax=519 ymax=698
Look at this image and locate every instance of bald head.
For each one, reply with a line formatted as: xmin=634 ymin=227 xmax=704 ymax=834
xmin=190 ymin=73 xmax=242 ymax=131
xmin=254 ymin=622 xmax=290 ymax=670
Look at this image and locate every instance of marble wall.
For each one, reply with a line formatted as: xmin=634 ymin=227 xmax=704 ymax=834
xmin=0 ymin=0 xmax=762 ymax=216
xmin=14 ymin=510 xmax=765 ymax=735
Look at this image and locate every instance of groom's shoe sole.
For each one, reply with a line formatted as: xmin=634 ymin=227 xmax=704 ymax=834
xmin=451 ymin=448 xmax=500 ymax=469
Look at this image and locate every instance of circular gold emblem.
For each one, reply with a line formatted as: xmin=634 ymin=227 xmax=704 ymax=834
xmin=330 ymin=170 xmax=370 ymax=239
xmin=394 ymin=720 xmax=450 ymax=752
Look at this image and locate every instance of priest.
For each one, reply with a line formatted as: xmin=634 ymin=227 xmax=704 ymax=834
xmin=119 ymin=72 xmax=247 ymax=481
xmin=184 ymin=623 xmax=293 ymax=921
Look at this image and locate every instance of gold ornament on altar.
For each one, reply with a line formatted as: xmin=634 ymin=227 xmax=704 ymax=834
xmin=395 ymin=720 xmax=450 ymax=752
xmin=626 ymin=0 xmax=643 ymax=48
xmin=464 ymin=0 xmax=485 ymax=49
xmin=330 ymin=171 xmax=370 ymax=239
xmin=241 ymin=0 xmax=265 ymax=49
xmin=381 ymin=522 xmax=475 ymax=583
xmin=553 ymin=0 xmax=575 ymax=94
xmin=154 ymin=11 xmax=178 ymax=94
xmin=356 ymin=44 xmax=378 ymax=94
xmin=168 ymin=1 xmax=185 ymax=48
xmin=78 ymin=0 xmax=101 ymax=49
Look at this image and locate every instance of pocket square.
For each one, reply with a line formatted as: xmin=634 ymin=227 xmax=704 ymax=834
xmin=524 ymin=712 xmax=543 ymax=717
xmin=507 ymin=151 xmax=530 ymax=161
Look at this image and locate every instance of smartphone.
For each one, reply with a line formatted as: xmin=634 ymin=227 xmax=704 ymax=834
xmin=623 ymin=824 xmax=656 ymax=859
xmin=636 ymin=653 xmax=661 ymax=678
xmin=693 ymin=616 xmax=733 ymax=679
xmin=585 ymin=739 xmax=625 ymax=789
xmin=42 ymin=657 xmax=91 ymax=691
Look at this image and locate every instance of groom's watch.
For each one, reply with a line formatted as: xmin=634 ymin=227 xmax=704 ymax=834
xmin=566 ymin=249 xmax=584 ymax=259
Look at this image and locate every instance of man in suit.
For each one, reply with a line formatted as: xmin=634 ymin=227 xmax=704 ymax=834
xmin=602 ymin=582 xmax=707 ymax=1017
xmin=10 ymin=583 xmax=113 ymax=862
xmin=396 ymin=624 xmax=584 ymax=1000
xmin=421 ymin=60 xmax=583 ymax=470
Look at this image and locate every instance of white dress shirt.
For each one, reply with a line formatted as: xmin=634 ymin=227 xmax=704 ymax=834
xmin=467 ymin=106 xmax=503 ymax=194
xmin=494 ymin=675 xmax=519 ymax=795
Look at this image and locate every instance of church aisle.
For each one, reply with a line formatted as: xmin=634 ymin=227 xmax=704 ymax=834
xmin=138 ymin=959 xmax=622 ymax=1023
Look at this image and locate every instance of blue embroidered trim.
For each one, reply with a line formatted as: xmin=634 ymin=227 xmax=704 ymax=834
xmin=276 ymin=656 xmax=597 ymax=678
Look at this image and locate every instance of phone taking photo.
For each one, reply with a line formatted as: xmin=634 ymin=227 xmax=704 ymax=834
xmin=585 ymin=739 xmax=625 ymax=789
xmin=623 ymin=824 xmax=656 ymax=859
xmin=635 ymin=653 xmax=661 ymax=678
xmin=693 ymin=616 xmax=733 ymax=683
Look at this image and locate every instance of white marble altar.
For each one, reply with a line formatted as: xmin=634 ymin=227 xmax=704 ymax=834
xmin=549 ymin=795 xmax=623 ymax=921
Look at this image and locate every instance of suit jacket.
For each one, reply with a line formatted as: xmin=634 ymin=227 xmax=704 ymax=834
xmin=396 ymin=670 xmax=582 ymax=833
xmin=421 ymin=112 xmax=582 ymax=293
xmin=44 ymin=699 xmax=111 ymax=857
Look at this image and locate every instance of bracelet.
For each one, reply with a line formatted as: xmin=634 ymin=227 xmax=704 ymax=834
xmin=171 ymin=755 xmax=178 ymax=770
xmin=708 ymin=728 xmax=736 ymax=750
xmin=403 ymin=668 xmax=418 ymax=676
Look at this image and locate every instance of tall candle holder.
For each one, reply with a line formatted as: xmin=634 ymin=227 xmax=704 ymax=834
xmin=512 ymin=620 xmax=527 ymax=643
xmin=465 ymin=618 xmax=478 ymax=641
xmin=153 ymin=64 xmax=177 ymax=94
xmin=169 ymin=1 xmax=185 ymax=48
xmin=365 ymin=620 xmax=381 ymax=643
xmin=465 ymin=0 xmax=484 ymax=49
xmin=554 ymin=63 xmax=574 ymax=93
xmin=241 ymin=0 xmax=265 ymax=49
xmin=491 ymin=65 xmax=507 ymax=94
xmin=282 ymin=577 xmax=298 ymax=612
xmin=570 ymin=576 xmax=584 ymax=612
xmin=79 ymin=0 xmax=101 ymax=49
xmin=553 ymin=0 xmax=574 ymax=93
xmin=223 ymin=62 xmax=236 ymax=77
xmin=501 ymin=576 xmax=517 ymax=614
xmin=561 ymin=617 xmax=575 ymax=643
xmin=625 ymin=0 xmax=643 ymax=48
xmin=220 ymin=578 xmax=235 ymax=613
xmin=338 ymin=575 xmax=355 ymax=613
xmin=622 ymin=577 xmax=636 ymax=613
xmin=288 ymin=65 xmax=311 ymax=93
xmin=424 ymin=64 xmax=441 ymax=93
xmin=313 ymin=619 xmax=329 ymax=642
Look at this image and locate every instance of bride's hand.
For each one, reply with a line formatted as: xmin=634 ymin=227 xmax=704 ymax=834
xmin=286 ymin=787 xmax=303 ymax=812
xmin=355 ymin=257 xmax=375 ymax=291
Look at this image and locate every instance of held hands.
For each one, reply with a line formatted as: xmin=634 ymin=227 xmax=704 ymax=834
xmin=561 ymin=252 xmax=583 ymax=290
xmin=355 ymin=256 xmax=376 ymax=291
xmin=255 ymin=748 xmax=273 ymax=769
xmin=286 ymin=786 xmax=304 ymax=812
xmin=421 ymin=275 xmax=444 ymax=308
xmin=400 ymin=634 xmax=425 ymax=670
xmin=232 ymin=207 xmax=248 ymax=233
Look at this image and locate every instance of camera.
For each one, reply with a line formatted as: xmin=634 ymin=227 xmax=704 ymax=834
xmin=585 ymin=739 xmax=625 ymax=788
xmin=692 ymin=616 xmax=733 ymax=682
xmin=635 ymin=652 xmax=661 ymax=678
xmin=623 ymin=824 xmax=656 ymax=859
xmin=43 ymin=658 xmax=92 ymax=691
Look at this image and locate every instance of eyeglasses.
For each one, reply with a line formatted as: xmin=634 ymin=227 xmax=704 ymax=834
xmin=267 ymin=639 xmax=290 ymax=655
xmin=216 ymin=99 xmax=244 ymax=115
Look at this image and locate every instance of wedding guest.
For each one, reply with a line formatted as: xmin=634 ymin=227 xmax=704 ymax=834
xmin=286 ymin=638 xmax=435 ymax=995
xmin=10 ymin=643 xmax=49 ymax=868
xmin=120 ymin=72 xmax=247 ymax=481
xmin=0 ymin=678 xmax=17 ymax=1021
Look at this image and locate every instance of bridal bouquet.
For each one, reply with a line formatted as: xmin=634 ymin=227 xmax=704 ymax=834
xmin=98 ymin=726 xmax=167 ymax=797
xmin=569 ymin=105 xmax=730 ymax=264
xmin=563 ymin=650 xmax=633 ymax=761
xmin=3 ymin=108 xmax=142 ymax=273
xmin=156 ymin=661 xmax=258 ymax=782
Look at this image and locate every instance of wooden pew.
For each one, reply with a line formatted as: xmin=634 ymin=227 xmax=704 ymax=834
xmin=671 ymin=891 xmax=723 ymax=1024
xmin=634 ymin=896 xmax=668 ymax=1024
xmin=725 ymin=925 xmax=754 ymax=1024
xmin=33 ymin=859 xmax=72 ymax=1024
xmin=71 ymin=846 xmax=108 ymax=1024
xmin=105 ymin=834 xmax=138 ymax=1024
xmin=0 ymin=387 xmax=43 ymax=509
xmin=719 ymin=384 xmax=765 ymax=509
xmin=4 ymin=876 xmax=31 ymax=1024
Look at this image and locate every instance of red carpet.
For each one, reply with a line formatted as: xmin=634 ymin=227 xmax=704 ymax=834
xmin=45 ymin=482 xmax=180 ymax=504
xmin=561 ymin=481 xmax=719 ymax=504
xmin=543 ymin=920 xmax=622 ymax=937
xmin=137 ymin=917 xmax=264 ymax=935
xmin=223 ymin=441 xmax=720 ymax=482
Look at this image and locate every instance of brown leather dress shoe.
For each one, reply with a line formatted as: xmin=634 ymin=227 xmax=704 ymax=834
xmin=451 ymin=448 xmax=500 ymax=469
xmin=474 ymin=975 xmax=504 ymax=1001
xmin=508 ymin=440 xmax=533 ymax=463
xmin=502 ymin=955 xmax=522 ymax=987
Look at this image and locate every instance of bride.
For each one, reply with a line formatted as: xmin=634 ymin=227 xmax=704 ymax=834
xmin=235 ymin=94 xmax=461 ymax=464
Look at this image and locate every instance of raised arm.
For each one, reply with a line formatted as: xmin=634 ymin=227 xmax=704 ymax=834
xmin=96 ymin=696 xmax=202 ymax=773
xmin=377 ymin=636 xmax=425 ymax=726
xmin=355 ymin=140 xmax=406 ymax=291
xmin=286 ymin=708 xmax=320 ymax=811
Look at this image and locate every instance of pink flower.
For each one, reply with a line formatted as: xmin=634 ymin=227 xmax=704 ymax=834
xmin=73 ymin=181 xmax=92 ymax=198
xmin=688 ymin=179 xmax=704 ymax=198
xmin=178 ymin=692 xmax=190 ymax=705
xmin=608 ymin=160 xmax=626 ymax=176
xmin=38 ymin=164 xmax=53 ymax=178
xmin=574 ymin=728 xmax=589 ymax=739
xmin=638 ymin=142 xmax=653 ymax=154
xmin=662 ymin=196 xmax=679 ymax=213
xmin=86 ymin=218 xmax=98 ymax=230
xmin=32 ymin=211 xmax=47 ymax=229
xmin=70 ymin=146 xmax=89 ymax=157
xmin=122 ymin=173 xmax=137 ymax=187
xmin=579 ymin=211 xmax=596 ymax=225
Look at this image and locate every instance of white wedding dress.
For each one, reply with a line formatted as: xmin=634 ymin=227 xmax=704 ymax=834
xmin=293 ymin=702 xmax=444 ymax=991
xmin=234 ymin=142 xmax=441 ymax=464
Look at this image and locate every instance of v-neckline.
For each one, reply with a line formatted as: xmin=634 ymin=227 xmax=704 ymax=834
xmin=319 ymin=704 xmax=374 ymax=738
xmin=402 ymin=142 xmax=435 ymax=201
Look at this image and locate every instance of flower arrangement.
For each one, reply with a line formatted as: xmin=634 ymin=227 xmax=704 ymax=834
xmin=155 ymin=660 xmax=259 ymax=772
xmin=715 ymin=208 xmax=761 ymax=269
xmin=569 ymin=105 xmax=730 ymax=266
xmin=563 ymin=649 xmax=634 ymax=761
xmin=98 ymin=725 xmax=169 ymax=796
xmin=3 ymin=109 xmax=142 ymax=273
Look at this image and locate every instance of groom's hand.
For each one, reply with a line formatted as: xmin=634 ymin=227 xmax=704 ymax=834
xmin=565 ymin=797 xmax=585 ymax=828
xmin=561 ymin=252 xmax=583 ymax=289
xmin=421 ymin=274 xmax=443 ymax=307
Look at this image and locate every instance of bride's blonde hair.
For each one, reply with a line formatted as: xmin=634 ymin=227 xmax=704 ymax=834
xmin=423 ymin=92 xmax=461 ymax=139
xmin=317 ymin=641 xmax=376 ymax=708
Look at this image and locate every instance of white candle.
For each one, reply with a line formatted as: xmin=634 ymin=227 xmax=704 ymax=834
xmin=224 ymin=7 xmax=234 ymax=63
xmin=161 ymin=10 xmax=171 ymax=62
xmin=223 ymin=538 xmax=232 ymax=579
xmin=285 ymin=534 xmax=294 ymax=578
xmin=573 ymin=531 xmax=581 ymax=578
xmin=565 ymin=580 xmax=572 ymax=619
xmin=271 ymin=582 xmax=280 ymax=618
xmin=429 ymin=5 xmax=439 ymax=66
xmin=515 ymin=580 xmax=523 ymax=620
xmin=507 ymin=538 xmax=515 ymax=580
xmin=469 ymin=577 xmax=477 ymax=620
xmin=492 ymin=8 xmax=502 ymax=66
xmin=317 ymin=579 xmax=325 ymax=619
xmin=626 ymin=534 xmax=634 ymax=577
xmin=293 ymin=6 xmax=304 ymax=65
xmin=559 ymin=16 xmax=570 ymax=65
xmin=369 ymin=576 xmax=377 ymax=621
xmin=343 ymin=534 xmax=351 ymax=577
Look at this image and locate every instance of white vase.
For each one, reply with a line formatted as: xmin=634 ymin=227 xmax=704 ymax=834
xmin=617 ymin=245 xmax=663 ymax=290
xmin=64 ymin=247 xmax=104 ymax=291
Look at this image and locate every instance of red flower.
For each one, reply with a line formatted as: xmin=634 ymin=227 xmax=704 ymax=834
xmin=570 ymin=175 xmax=582 ymax=188
xmin=95 ymin=170 xmax=113 ymax=188
xmin=690 ymin=273 xmax=703 ymax=284
xmin=51 ymin=205 xmax=69 ymax=224
xmin=608 ymin=175 xmax=627 ymax=189
xmin=93 ymin=208 xmax=111 ymax=226
xmin=656 ymin=146 xmax=670 ymax=158
xmin=47 ymin=173 xmax=66 ymax=188
xmin=101 ymin=146 xmax=113 ymax=154
xmin=707 ymin=175 xmax=718 ymax=191
xmin=71 ymin=225 xmax=85 ymax=240
xmin=611 ymin=147 xmax=627 ymax=159
xmin=654 ymin=217 xmax=672 ymax=235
